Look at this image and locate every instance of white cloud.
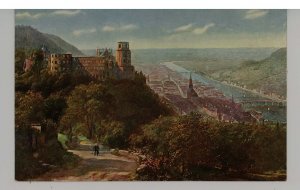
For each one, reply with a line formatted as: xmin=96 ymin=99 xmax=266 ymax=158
xmin=174 ymin=23 xmax=193 ymax=32
xmin=171 ymin=23 xmax=215 ymax=35
xmin=102 ymin=24 xmax=138 ymax=32
xmin=244 ymin=10 xmax=268 ymax=20
xmin=72 ymin=28 xmax=96 ymax=36
xmin=15 ymin=12 xmax=45 ymax=20
xmin=51 ymin=10 xmax=81 ymax=17
xmin=16 ymin=10 xmax=82 ymax=20
xmin=120 ymin=24 xmax=138 ymax=31
xmin=192 ymin=23 xmax=215 ymax=35
xmin=102 ymin=26 xmax=116 ymax=32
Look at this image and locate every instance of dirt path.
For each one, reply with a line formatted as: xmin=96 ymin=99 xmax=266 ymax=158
xmin=35 ymin=142 xmax=138 ymax=181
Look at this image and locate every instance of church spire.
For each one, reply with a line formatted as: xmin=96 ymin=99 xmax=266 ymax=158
xmin=187 ymin=72 xmax=198 ymax=99
xmin=189 ymin=72 xmax=193 ymax=88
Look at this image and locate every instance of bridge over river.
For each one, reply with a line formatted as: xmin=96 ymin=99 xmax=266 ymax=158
xmin=161 ymin=62 xmax=286 ymax=123
xmin=238 ymin=99 xmax=286 ymax=107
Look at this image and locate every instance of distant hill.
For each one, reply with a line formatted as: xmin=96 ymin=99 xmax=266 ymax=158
xmin=217 ymin=48 xmax=287 ymax=98
xmin=15 ymin=25 xmax=84 ymax=56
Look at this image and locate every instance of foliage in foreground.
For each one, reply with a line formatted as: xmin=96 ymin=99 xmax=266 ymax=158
xmin=15 ymin=125 xmax=80 ymax=180
xmin=131 ymin=113 xmax=286 ymax=180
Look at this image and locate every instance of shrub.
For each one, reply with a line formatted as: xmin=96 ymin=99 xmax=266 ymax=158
xmin=132 ymin=113 xmax=286 ymax=180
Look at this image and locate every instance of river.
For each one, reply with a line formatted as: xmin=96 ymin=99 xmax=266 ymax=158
xmin=161 ymin=62 xmax=286 ymax=123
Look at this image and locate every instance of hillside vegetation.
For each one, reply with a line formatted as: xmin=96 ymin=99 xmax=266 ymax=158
xmin=15 ymin=25 xmax=84 ymax=56
xmin=215 ymin=48 xmax=287 ymax=98
xmin=171 ymin=48 xmax=287 ymax=98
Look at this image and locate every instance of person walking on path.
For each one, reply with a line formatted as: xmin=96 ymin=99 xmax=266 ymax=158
xmin=93 ymin=144 xmax=97 ymax=156
xmin=95 ymin=144 xmax=100 ymax=156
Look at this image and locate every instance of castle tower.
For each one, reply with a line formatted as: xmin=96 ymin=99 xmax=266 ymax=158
xmin=116 ymin=42 xmax=131 ymax=67
xmin=96 ymin=48 xmax=100 ymax=56
xmin=49 ymin=53 xmax=72 ymax=73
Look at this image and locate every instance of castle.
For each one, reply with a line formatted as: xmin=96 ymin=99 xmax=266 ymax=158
xmin=48 ymin=42 xmax=134 ymax=80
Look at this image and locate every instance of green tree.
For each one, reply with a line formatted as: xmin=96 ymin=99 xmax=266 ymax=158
xmin=15 ymin=49 xmax=26 ymax=75
xmin=101 ymin=121 xmax=125 ymax=148
xmin=15 ymin=91 xmax=45 ymax=127
xmin=212 ymin=123 xmax=255 ymax=172
xmin=44 ymin=95 xmax=67 ymax=123
xmin=108 ymin=77 xmax=171 ymax=132
xmin=30 ymin=50 xmax=45 ymax=77
xmin=167 ymin=113 xmax=213 ymax=176
xmin=15 ymin=91 xmax=45 ymax=151
xmin=62 ymin=83 xmax=114 ymax=139
xmin=134 ymin=113 xmax=286 ymax=180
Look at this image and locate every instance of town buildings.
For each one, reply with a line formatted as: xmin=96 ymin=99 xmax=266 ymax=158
xmin=142 ymin=64 xmax=257 ymax=123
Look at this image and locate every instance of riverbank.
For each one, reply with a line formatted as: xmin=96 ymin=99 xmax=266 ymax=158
xmin=164 ymin=61 xmax=285 ymax=102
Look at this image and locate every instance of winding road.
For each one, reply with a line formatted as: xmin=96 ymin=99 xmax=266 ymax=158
xmin=35 ymin=142 xmax=138 ymax=181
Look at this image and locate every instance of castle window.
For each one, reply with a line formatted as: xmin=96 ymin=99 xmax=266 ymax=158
xmin=119 ymin=44 xmax=121 ymax=48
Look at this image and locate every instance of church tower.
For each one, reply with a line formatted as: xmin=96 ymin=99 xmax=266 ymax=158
xmin=187 ymin=73 xmax=198 ymax=99
xmin=116 ymin=42 xmax=131 ymax=67
xmin=189 ymin=72 xmax=193 ymax=89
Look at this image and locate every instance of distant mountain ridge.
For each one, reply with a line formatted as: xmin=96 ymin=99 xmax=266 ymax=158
xmin=217 ymin=48 xmax=287 ymax=98
xmin=15 ymin=25 xmax=84 ymax=56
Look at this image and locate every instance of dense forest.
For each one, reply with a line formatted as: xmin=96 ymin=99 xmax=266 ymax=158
xmin=15 ymin=49 xmax=286 ymax=181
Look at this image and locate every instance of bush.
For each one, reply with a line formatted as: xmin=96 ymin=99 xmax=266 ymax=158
xmin=132 ymin=113 xmax=286 ymax=180
xmin=101 ymin=121 xmax=125 ymax=148
xmin=15 ymin=122 xmax=80 ymax=180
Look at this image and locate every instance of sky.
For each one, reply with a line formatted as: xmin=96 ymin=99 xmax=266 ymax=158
xmin=15 ymin=10 xmax=287 ymax=50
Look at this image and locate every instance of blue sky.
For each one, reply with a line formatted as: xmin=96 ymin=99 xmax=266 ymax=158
xmin=15 ymin=10 xmax=286 ymax=49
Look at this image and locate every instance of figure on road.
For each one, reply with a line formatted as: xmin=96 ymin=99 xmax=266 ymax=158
xmin=93 ymin=144 xmax=100 ymax=156
xmin=93 ymin=144 xmax=97 ymax=156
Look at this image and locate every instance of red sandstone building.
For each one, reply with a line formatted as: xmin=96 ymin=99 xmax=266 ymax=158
xmin=48 ymin=42 xmax=134 ymax=80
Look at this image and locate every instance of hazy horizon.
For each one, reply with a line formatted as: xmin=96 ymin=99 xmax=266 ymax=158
xmin=80 ymin=47 xmax=283 ymax=51
xmin=15 ymin=10 xmax=286 ymax=49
